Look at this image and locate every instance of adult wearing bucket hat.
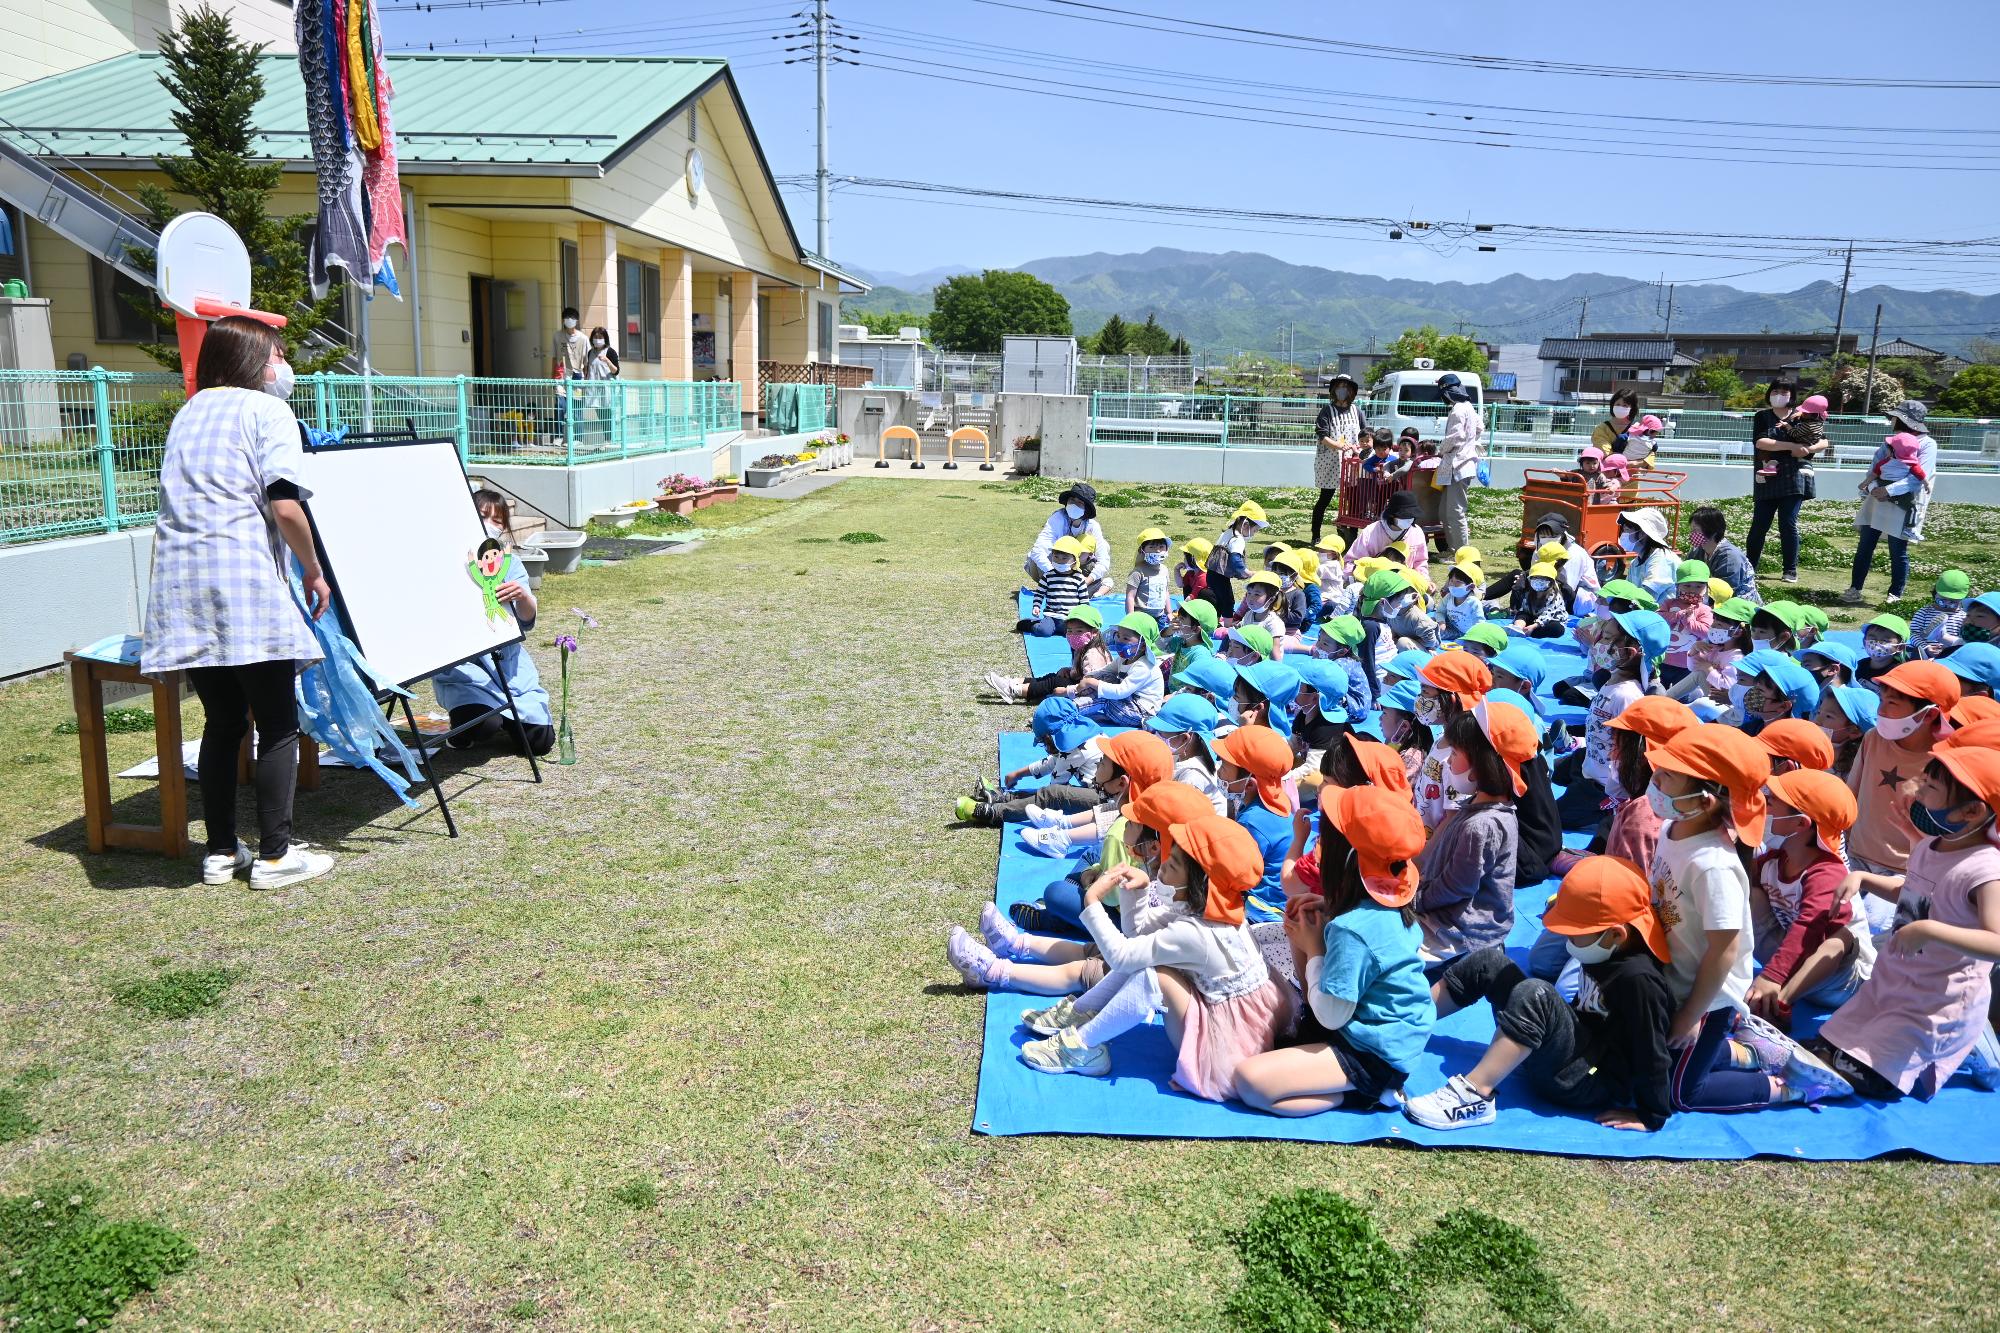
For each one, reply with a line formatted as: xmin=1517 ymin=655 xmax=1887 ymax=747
xmin=1406 ymin=854 xmax=1676 ymax=1133
xmin=1615 ymin=508 xmax=1680 ymax=604
xmin=1311 ymin=373 xmax=1368 ymax=544
xmin=1842 ymin=400 xmax=1937 ymax=606
xmin=1026 ymin=482 xmax=1111 ymax=588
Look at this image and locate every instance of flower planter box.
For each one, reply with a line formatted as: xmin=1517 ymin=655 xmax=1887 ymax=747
xmin=694 ymin=484 xmax=739 ymax=508
xmin=745 ymin=462 xmax=813 ymax=489
xmin=590 ymin=505 xmax=643 ymax=528
xmin=514 ymin=544 xmax=549 ymax=590
xmin=657 ymin=493 xmax=701 ymax=516
xmin=525 ymin=528 xmax=586 ymax=575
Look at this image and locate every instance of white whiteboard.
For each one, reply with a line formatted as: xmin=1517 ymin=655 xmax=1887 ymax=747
xmin=296 ymin=438 xmax=522 ymax=687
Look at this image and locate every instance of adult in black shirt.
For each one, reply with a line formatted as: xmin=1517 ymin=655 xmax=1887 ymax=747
xmin=1744 ymin=383 xmax=1813 ymax=583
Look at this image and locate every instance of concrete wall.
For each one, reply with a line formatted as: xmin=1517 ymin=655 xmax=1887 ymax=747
xmin=834 ymin=389 xmax=1090 ymax=473
xmin=0 ymin=528 xmax=152 ymax=679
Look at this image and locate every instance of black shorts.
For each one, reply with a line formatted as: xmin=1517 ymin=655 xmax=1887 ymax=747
xmin=1290 ymin=1011 xmax=1407 ymax=1107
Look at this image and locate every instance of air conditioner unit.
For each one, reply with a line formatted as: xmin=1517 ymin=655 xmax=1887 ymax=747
xmin=838 ymin=324 xmax=867 ymax=341
xmin=898 ymin=326 xmax=923 ymax=341
xmin=1413 ymin=357 xmax=1435 ymax=370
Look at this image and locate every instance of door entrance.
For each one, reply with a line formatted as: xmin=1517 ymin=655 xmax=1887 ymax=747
xmin=469 ymin=275 xmax=493 ymax=377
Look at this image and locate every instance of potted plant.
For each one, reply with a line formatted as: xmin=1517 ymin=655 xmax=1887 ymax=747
xmin=1013 ymin=434 xmax=1041 ymax=475
xmin=700 ymin=476 xmax=740 ymax=506
xmin=657 ymin=472 xmax=706 ymax=515
xmin=833 ymin=432 xmax=853 ymax=467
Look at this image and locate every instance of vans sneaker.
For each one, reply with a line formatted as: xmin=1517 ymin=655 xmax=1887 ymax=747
xmin=248 ymin=844 xmax=335 ymax=891
xmin=1401 ymin=1074 xmax=1497 ymax=1130
xmin=201 ymin=841 xmax=253 ymax=885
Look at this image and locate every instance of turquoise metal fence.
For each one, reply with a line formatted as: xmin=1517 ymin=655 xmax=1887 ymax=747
xmin=0 ymin=370 xmax=742 ymax=546
xmin=1090 ymin=392 xmax=2000 ymax=469
xmin=764 ymin=382 xmax=834 ymax=435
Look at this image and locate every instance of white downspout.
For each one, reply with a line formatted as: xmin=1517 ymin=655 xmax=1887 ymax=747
xmin=403 ymin=186 xmax=423 ymax=377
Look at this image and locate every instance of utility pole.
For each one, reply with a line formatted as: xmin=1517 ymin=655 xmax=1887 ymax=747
xmin=815 ymin=0 xmax=830 ymax=257
xmin=1663 ymin=284 xmax=1676 ymax=337
xmin=1576 ymin=296 xmax=1589 ymax=337
xmin=1828 ymin=241 xmax=1855 ymax=382
xmin=1863 ymin=302 xmax=1884 ymax=415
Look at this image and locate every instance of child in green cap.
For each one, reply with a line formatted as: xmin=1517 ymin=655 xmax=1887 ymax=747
xmin=1660 ymin=558 xmax=1712 ymax=687
xmin=1311 ymin=614 xmax=1378 ymax=714
xmin=1669 ymin=596 xmax=1755 ymax=713
xmin=986 ymin=605 xmax=1109 ymax=705
xmin=1163 ymin=597 xmax=1220 ymax=679
xmin=1459 ymin=620 xmax=1511 ymax=661
xmin=1910 ymin=569 xmax=1972 ymax=658
xmin=1075 ymin=612 xmax=1166 ymax=726
xmin=1857 ymin=613 xmax=1912 ymax=691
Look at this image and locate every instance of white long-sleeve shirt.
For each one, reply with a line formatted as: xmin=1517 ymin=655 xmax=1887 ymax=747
xmin=1088 ymin=657 xmax=1165 ymax=711
xmin=1439 ymin=401 xmax=1484 ymax=483
xmin=1027 ymin=509 xmax=1111 ymax=577
xmin=1020 ymin=735 xmax=1106 ymax=786
xmin=1080 ymin=900 xmax=1269 ymax=1001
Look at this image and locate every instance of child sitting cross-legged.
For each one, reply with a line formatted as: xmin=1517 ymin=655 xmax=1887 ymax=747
xmin=1437 ymin=560 xmax=1486 ymax=638
xmin=1744 ymin=769 xmax=1874 ymax=1031
xmin=984 ymin=605 xmax=1109 ymax=705
xmin=1019 ymin=811 xmax=1295 ymax=1098
xmin=1406 ymin=855 xmax=1676 ymax=1132
xmin=1510 ymin=561 xmax=1568 ymax=638
xmin=1018 ymin=535 xmax=1091 ymax=636
xmin=1073 ymin=612 xmax=1167 ymax=727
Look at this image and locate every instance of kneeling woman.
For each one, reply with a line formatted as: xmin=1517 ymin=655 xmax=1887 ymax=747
xmin=431 ymin=491 xmax=555 ymax=756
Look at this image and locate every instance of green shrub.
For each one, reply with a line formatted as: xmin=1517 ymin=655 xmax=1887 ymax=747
xmin=611 ymin=1178 xmax=659 ymax=1210
xmin=839 ymin=531 xmax=886 ymax=544
xmin=53 ymin=708 xmax=153 ymax=736
xmin=1225 ymin=1190 xmax=1419 ymax=1333
xmin=0 ymin=1182 xmax=196 ymax=1332
xmin=109 ymin=392 xmax=183 ymax=476
xmin=0 ymin=1087 xmax=37 ymax=1143
xmin=1408 ymin=1209 xmax=1576 ymax=1332
xmin=505 ymin=1298 xmax=542 ymax=1320
xmin=110 ymin=967 xmax=239 ymax=1019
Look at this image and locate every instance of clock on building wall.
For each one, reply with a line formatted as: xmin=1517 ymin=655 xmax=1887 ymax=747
xmin=685 ymin=148 xmax=705 ymax=201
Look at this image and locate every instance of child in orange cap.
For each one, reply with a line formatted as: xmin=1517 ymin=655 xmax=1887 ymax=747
xmin=1019 ymin=729 xmax=1174 ymax=856
xmin=1407 ymin=855 xmax=1676 ymax=1132
xmin=1745 ymin=769 xmax=1871 ymax=1030
xmin=1756 ymin=717 xmax=1835 ymax=775
xmin=1235 ymin=788 xmax=1436 ymax=1116
xmin=1413 ymin=652 xmax=1492 ymax=830
xmin=1645 ymin=725 xmax=1854 ymax=1109
xmin=1213 ymin=724 xmax=1296 ymax=923
xmin=1846 ymin=659 xmax=1961 ymax=935
xmin=1413 ymin=704 xmax=1529 ymax=976
xmin=1022 ymin=814 xmax=1294 ymax=1098
xmin=1815 ymin=745 xmax=2000 ymax=1100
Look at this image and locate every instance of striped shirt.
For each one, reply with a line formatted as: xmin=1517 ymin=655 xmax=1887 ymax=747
xmin=1032 ymin=567 xmax=1090 ymax=620
xmin=1909 ymin=602 xmax=1966 ymax=656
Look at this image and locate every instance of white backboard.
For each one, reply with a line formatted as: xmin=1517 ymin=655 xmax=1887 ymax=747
xmin=157 ymin=212 xmax=252 ymax=319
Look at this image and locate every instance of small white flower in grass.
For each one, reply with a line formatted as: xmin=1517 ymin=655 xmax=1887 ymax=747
xmin=29 ymin=1198 xmax=41 ymax=1209
xmin=67 ymin=1194 xmax=81 ymax=1205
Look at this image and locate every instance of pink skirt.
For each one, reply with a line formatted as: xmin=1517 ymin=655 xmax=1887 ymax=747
xmin=1174 ymin=978 xmax=1296 ymax=1102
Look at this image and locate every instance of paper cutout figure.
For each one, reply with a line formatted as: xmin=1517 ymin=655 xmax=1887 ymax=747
xmin=468 ymin=538 xmax=508 ymax=622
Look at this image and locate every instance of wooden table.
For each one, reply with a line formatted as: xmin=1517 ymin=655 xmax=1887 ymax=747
xmin=65 ymin=653 xmax=318 ymax=859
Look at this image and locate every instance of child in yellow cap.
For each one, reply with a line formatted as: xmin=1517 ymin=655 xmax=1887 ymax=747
xmin=1126 ymin=527 xmax=1174 ymax=628
xmin=1511 ymin=562 xmax=1568 ymax=638
xmin=1180 ymin=536 xmax=1212 ymax=607
xmin=1438 ymin=561 xmax=1486 ymax=637
xmin=1018 ymin=534 xmax=1092 ymax=636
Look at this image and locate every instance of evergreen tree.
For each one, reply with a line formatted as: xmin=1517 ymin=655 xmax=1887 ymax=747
xmin=1129 ymin=312 xmax=1172 ymax=356
xmin=130 ymin=6 xmax=347 ymax=372
xmin=1095 ymin=313 xmax=1130 ymax=355
xmin=1169 ymin=334 xmax=1191 ymax=359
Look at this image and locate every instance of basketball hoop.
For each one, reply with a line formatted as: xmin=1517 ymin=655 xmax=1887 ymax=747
xmin=157 ymin=212 xmax=288 ymax=397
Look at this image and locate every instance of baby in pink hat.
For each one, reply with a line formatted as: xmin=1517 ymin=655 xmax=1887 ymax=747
xmin=1871 ymin=431 xmax=1929 ymax=521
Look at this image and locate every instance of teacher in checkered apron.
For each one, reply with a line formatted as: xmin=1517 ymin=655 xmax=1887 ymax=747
xmin=140 ymin=317 xmax=337 ymax=892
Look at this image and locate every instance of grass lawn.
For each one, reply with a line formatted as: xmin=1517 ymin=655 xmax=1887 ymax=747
xmin=3 ymin=476 xmax=1999 ymax=1329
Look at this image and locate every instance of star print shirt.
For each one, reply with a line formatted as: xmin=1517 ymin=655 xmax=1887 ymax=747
xmin=1845 ymin=728 xmax=1927 ymax=872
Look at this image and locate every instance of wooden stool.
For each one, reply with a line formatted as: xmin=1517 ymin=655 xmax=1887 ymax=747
xmin=65 ymin=653 xmax=319 ymax=858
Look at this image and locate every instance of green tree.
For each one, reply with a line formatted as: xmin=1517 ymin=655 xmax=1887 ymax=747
xmin=1938 ymin=364 xmax=2000 ymax=416
xmin=1168 ymin=334 xmax=1191 ymax=358
xmin=129 ymin=6 xmax=346 ymax=372
xmin=853 ymin=309 xmax=929 ymax=338
xmin=927 ymin=270 xmax=1071 ymax=353
xmin=1093 ymin=313 xmax=1130 ymax=355
xmin=1362 ymin=324 xmax=1487 ymax=386
xmin=1129 ymin=312 xmax=1173 ymax=356
xmin=1874 ymin=356 xmax=1942 ymax=401
xmin=1673 ymin=354 xmax=1748 ymax=403
xmin=1963 ymin=336 xmax=2000 ymax=366
xmin=1205 ymin=353 xmax=1302 ymax=395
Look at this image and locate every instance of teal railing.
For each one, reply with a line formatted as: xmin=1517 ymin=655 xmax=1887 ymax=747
xmin=0 ymin=369 xmax=742 ymax=546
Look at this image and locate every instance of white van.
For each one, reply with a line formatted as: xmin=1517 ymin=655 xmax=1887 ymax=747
xmin=1373 ymin=360 xmax=1483 ymax=442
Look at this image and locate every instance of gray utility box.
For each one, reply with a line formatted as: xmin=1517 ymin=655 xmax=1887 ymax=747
xmin=1002 ymin=335 xmax=1077 ymax=397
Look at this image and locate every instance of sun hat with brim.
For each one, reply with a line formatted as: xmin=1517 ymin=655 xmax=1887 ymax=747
xmin=1322 ymin=785 xmax=1425 ymax=908
xmin=1619 ymin=508 xmax=1671 ymax=547
xmin=1454 ymin=544 xmax=1483 ymax=568
xmin=1829 ymin=683 xmax=1880 ymax=732
xmin=1644 ymin=723 xmax=1772 ymax=847
xmin=1231 ymin=500 xmax=1270 ymax=528
xmin=1535 ymin=542 xmax=1568 ymax=568
xmin=1360 ymin=568 xmax=1413 ymax=616
xmin=1800 ymin=640 xmax=1859 ymax=675
xmin=1886 ymin=399 xmax=1929 ymax=432
xmin=1488 ymin=644 xmax=1548 ymax=696
xmin=1877 ymin=659 xmax=1962 ymax=714
xmin=1944 ymin=643 xmax=2000 ymax=693
xmin=1169 ymin=814 xmax=1265 ymax=925
xmin=1754 ymin=601 xmax=1807 ymax=635
xmin=1315 ymin=533 xmax=1347 ymax=556
xmin=1935 ymin=569 xmax=1972 ymax=600
xmin=1421 ymin=651 xmax=1493 ymax=709
xmin=1867 ymin=613 xmax=1912 ymax=642
xmin=1096 ymin=731 xmax=1175 ymax=803
xmin=1577 ymin=447 xmax=1605 ymax=464
xmin=1600 ymin=453 xmax=1631 ymax=475
xmin=1737 ymin=649 xmax=1822 ymax=719
xmin=1544 ymin=855 xmax=1669 ymax=963
xmin=1606 ymin=694 xmax=1697 ymax=744
xmin=1379 ymin=678 xmax=1424 ymax=719
xmin=1473 ymin=698 xmax=1539 ymax=797
xmin=1611 ymin=609 xmax=1671 ymax=689
xmin=1797 ymin=604 xmax=1830 ymax=634
xmin=1239 ymin=660 xmax=1302 ymax=740
xmin=1050 ymin=535 xmax=1086 ymax=559
xmin=1951 ymin=696 xmax=2000 ymax=729
xmin=1058 ymin=483 xmax=1097 ymax=515
xmin=1484 ymin=685 xmax=1542 ymax=723
xmin=1674 ymin=559 xmax=1711 ymax=586
xmin=1289 ymin=658 xmax=1351 ymax=723
xmin=1121 ymin=779 xmax=1222 ymax=867
xmin=1972 ymin=591 xmax=2000 ymax=620
xmin=1714 ymin=597 xmax=1759 ymax=625
xmin=1462 ymin=622 xmax=1511 ymax=656
xmin=1598 ymin=578 xmax=1657 ymax=611
xmin=1213 ymin=724 xmax=1293 ymax=817
xmin=1135 ymin=526 xmax=1171 ymax=549
xmin=1183 ymin=536 xmax=1213 ymax=564
xmin=1063 ymin=605 xmax=1105 ymax=631
xmin=1030 ymin=696 xmax=1101 ymax=755
xmin=1171 ymin=653 xmax=1237 ymax=701
xmin=1528 ymin=560 xmax=1560 ymax=583
xmin=1387 ymin=648 xmax=1436 ymax=683
xmin=1386 ymin=539 xmax=1413 ymax=562
xmin=1941 ymin=715 xmax=2000 ymax=750
xmin=1448 ymin=561 xmax=1484 ymax=588
xmin=1146 ymin=692 xmax=1224 ymax=767
xmin=1320 ymin=615 xmax=1366 ymax=650
xmin=1930 ymin=746 xmax=2000 ymax=820
xmin=1766 ymin=768 xmax=1855 ymax=860
xmin=1176 ymin=597 xmax=1219 ymax=635
xmin=1343 ymin=736 xmax=1414 ymax=797
xmin=1227 ymin=625 xmax=1276 ymax=662
xmin=1757 ymin=718 xmax=1835 ymax=772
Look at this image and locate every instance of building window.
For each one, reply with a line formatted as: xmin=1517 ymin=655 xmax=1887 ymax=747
xmin=0 ymin=205 xmax=24 ymax=287
xmin=559 ymin=240 xmax=580 ymax=318
xmin=620 ymin=257 xmax=661 ymax=362
xmin=90 ymin=258 xmax=157 ymax=344
xmin=816 ymin=299 xmax=833 ymax=362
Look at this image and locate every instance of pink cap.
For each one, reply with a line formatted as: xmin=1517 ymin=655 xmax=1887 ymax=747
xmin=1577 ymin=446 xmax=1604 ymax=463
xmin=1799 ymin=394 xmax=1829 ymax=416
xmin=1600 ymin=452 xmax=1631 ymax=473
xmin=1885 ymin=431 xmax=1923 ymax=461
xmin=1633 ymin=414 xmax=1664 ymax=434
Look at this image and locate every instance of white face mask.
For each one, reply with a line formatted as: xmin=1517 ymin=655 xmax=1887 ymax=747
xmin=1592 ymin=643 xmax=1624 ymax=671
xmin=1594 ymin=604 xmax=1615 ymax=622
xmin=1750 ymin=634 xmax=1775 ymax=652
xmin=1706 ymin=627 xmax=1737 ymax=646
xmin=1876 ymin=706 xmax=1933 ymax=741
xmin=1770 ymin=393 xmax=1791 ymax=409
xmin=483 ymin=520 xmax=505 ymax=540
xmin=591 ymin=337 xmax=608 ymax=348
xmin=1760 ymin=814 xmax=1807 ymax=854
xmin=1444 ymin=761 xmax=1479 ymax=798
xmin=264 ymin=359 xmax=295 ymax=401
xmin=563 ymin=317 xmax=579 ymax=329
xmin=1388 ymin=517 xmax=1412 ymax=533
xmin=1565 ymin=932 xmax=1621 ymax=966
xmin=1612 ymin=405 xmax=1632 ymax=420
xmin=1052 ymin=559 xmax=1074 ymax=574
xmin=1065 ymin=503 xmax=1086 ymax=521
xmin=1415 ymin=693 xmax=1446 ymax=726
xmin=1529 ymin=578 xmax=1552 ymax=595
xmin=1645 ymin=779 xmax=1699 ymax=824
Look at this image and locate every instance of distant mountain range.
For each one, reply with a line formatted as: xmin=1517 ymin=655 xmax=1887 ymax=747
xmin=848 ymin=248 xmax=2000 ymax=356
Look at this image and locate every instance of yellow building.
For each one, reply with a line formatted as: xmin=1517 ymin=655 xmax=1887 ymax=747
xmin=0 ymin=48 xmax=866 ymax=422
xmin=0 ymin=0 xmax=294 ymax=94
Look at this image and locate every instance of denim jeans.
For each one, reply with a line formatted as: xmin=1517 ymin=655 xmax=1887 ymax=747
xmin=1746 ymin=493 xmax=1804 ymax=575
xmin=1850 ymin=525 xmax=1910 ymax=597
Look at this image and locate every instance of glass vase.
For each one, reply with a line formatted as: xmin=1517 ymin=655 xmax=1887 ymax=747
xmin=557 ymin=712 xmax=577 ymax=765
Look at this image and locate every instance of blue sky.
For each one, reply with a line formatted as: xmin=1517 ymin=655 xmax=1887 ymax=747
xmin=385 ymin=0 xmax=2000 ymax=294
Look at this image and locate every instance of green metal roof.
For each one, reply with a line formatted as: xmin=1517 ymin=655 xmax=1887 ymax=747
xmin=0 ymin=52 xmax=726 ymax=173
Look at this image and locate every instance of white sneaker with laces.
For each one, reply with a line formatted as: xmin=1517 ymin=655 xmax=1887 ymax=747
xmin=1020 ymin=1027 xmax=1111 ymax=1076
xmin=1401 ymin=1074 xmax=1497 ymax=1130
xmin=201 ymin=841 xmax=253 ymax=885
xmin=1021 ymin=824 xmax=1074 ymax=855
xmin=982 ymin=671 xmax=1019 ymax=702
xmin=249 ymin=843 xmax=335 ymax=891
xmin=1023 ymin=803 xmax=1067 ymax=828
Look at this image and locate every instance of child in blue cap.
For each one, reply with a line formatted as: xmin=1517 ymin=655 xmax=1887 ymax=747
xmin=1145 ymin=692 xmax=1229 ymax=815
xmin=1943 ymin=642 xmax=2000 ymax=698
xmin=1732 ymin=649 xmax=1821 ymax=737
xmin=1171 ymin=652 xmax=1238 ymax=715
xmin=1813 ymin=683 xmax=1877 ymax=781
xmin=1288 ymin=658 xmax=1353 ymax=764
xmin=956 ymin=697 xmax=1108 ymax=826
xmin=1555 ymin=608 xmax=1667 ymax=831
xmin=1799 ymin=640 xmax=1859 ymax=690
xmin=1235 ymin=659 xmax=1302 ymax=742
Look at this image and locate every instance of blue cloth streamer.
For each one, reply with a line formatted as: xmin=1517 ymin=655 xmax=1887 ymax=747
xmin=286 ymin=557 xmax=425 ymax=809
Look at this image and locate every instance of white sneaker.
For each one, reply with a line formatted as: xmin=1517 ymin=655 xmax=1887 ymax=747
xmin=1021 ymin=824 xmax=1074 ymax=855
xmin=1020 ymin=1027 xmax=1110 ymax=1076
xmin=1401 ymin=1074 xmax=1496 ymax=1130
xmin=201 ymin=841 xmax=252 ymax=885
xmin=249 ymin=843 xmax=335 ymax=891
xmin=983 ymin=671 xmax=1019 ymax=703
xmin=1023 ymin=803 xmax=1067 ymax=829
